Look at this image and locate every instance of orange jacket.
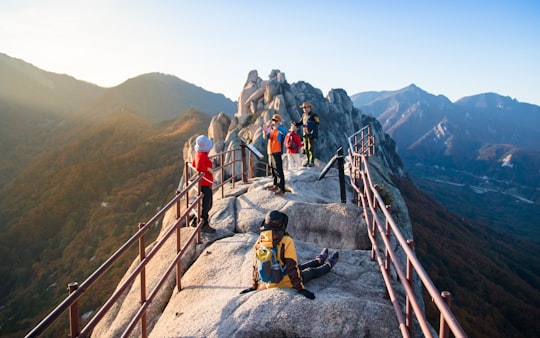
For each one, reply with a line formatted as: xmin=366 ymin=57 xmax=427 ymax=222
xmin=266 ymin=128 xmax=286 ymax=154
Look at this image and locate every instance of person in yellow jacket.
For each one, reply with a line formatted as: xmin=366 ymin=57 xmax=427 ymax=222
xmin=240 ymin=210 xmax=339 ymax=299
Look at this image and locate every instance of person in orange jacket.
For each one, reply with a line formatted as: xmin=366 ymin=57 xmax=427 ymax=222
xmin=262 ymin=114 xmax=287 ymax=195
xmin=240 ymin=210 xmax=339 ymax=299
xmin=191 ymin=135 xmax=216 ymax=233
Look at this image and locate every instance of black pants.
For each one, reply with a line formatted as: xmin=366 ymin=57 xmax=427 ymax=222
xmin=201 ymin=186 xmax=213 ymax=225
xmin=269 ymin=153 xmax=285 ymax=192
xmin=300 ymin=258 xmax=331 ymax=284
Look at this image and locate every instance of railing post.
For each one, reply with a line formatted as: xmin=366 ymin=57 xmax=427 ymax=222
xmin=248 ymin=151 xmax=254 ymax=179
xmin=184 ymin=162 xmax=190 ymax=211
xmin=232 ymin=148 xmax=236 ymax=188
xmin=67 ymin=282 xmax=79 ymax=338
xmin=176 ymin=217 xmax=183 ymax=292
xmin=241 ymin=141 xmax=248 ymax=183
xmin=220 ymin=152 xmax=225 ymax=199
xmin=337 ymin=148 xmax=346 ymax=203
xmin=439 ymin=291 xmax=452 ymax=338
xmin=138 ymin=223 xmax=147 ymax=337
xmin=385 ymin=206 xmax=392 ymax=273
xmin=196 ymin=181 xmax=202 ymax=244
xmin=406 ymin=239 xmax=415 ymax=336
xmin=175 ymin=190 xmax=181 ymax=220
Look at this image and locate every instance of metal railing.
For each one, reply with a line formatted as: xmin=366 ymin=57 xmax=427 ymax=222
xmin=348 ymin=125 xmax=467 ymax=338
xmin=25 ymin=142 xmax=263 ymax=338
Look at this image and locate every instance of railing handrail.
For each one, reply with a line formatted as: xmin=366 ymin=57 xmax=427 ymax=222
xmin=348 ymin=125 xmax=467 ymax=338
xmin=25 ymin=143 xmax=264 ymax=338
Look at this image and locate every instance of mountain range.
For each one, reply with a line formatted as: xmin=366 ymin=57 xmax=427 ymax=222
xmin=352 ymin=85 xmax=540 ymax=241
xmin=0 ymin=53 xmax=228 ymax=336
xmin=0 ymin=52 xmax=539 ymax=337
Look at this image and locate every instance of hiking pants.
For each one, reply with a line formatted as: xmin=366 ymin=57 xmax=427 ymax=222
xmin=303 ymin=136 xmax=316 ymax=164
xmin=201 ymin=185 xmax=213 ymax=225
xmin=300 ymin=258 xmax=331 ymax=284
xmin=269 ymin=153 xmax=285 ymax=192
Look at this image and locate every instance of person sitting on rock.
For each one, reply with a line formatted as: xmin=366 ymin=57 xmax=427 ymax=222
xmin=240 ymin=210 xmax=339 ymax=299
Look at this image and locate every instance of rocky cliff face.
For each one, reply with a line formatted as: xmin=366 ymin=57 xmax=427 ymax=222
xmin=202 ymin=69 xmax=403 ymax=176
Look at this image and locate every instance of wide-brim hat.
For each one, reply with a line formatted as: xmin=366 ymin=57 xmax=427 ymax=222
xmin=299 ymin=101 xmax=313 ymax=108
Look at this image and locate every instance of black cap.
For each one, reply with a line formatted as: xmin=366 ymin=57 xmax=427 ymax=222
xmin=261 ymin=210 xmax=288 ymax=231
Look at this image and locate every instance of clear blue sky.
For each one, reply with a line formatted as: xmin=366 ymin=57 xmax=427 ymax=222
xmin=1 ymin=0 xmax=539 ymax=105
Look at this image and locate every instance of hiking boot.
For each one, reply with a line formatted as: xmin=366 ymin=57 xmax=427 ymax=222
xmin=326 ymin=252 xmax=339 ymax=268
xmin=269 ymin=186 xmax=280 ymax=192
xmin=308 ymin=162 xmax=314 ymax=167
xmin=302 ymin=162 xmax=309 ymax=167
xmin=201 ymin=224 xmax=216 ymax=233
xmin=275 ymin=190 xmax=285 ymax=196
xmin=189 ymin=217 xmax=198 ymax=228
xmin=316 ymin=248 xmax=329 ymax=264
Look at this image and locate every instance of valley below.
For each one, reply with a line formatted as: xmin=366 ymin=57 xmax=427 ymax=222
xmin=407 ymin=163 xmax=540 ymax=242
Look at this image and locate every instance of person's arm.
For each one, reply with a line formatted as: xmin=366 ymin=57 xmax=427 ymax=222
xmin=281 ymin=238 xmax=304 ymax=291
xmin=262 ymin=124 xmax=271 ymax=139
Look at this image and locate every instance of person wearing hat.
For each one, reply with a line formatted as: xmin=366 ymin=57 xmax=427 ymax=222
xmin=284 ymin=124 xmax=303 ymax=170
xmin=191 ymin=135 xmax=216 ymax=233
xmin=292 ymin=101 xmax=320 ymax=167
xmin=262 ymin=113 xmax=287 ymax=195
xmin=239 ymin=210 xmax=339 ymax=299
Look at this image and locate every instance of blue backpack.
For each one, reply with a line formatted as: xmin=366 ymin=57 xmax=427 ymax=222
xmin=256 ymin=212 xmax=289 ymax=283
xmin=256 ymin=243 xmax=286 ymax=283
xmin=277 ymin=125 xmax=287 ymax=154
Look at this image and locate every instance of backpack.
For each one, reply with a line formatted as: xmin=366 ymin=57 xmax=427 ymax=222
xmin=277 ymin=125 xmax=288 ymax=153
xmin=285 ymin=133 xmax=298 ymax=150
xmin=256 ymin=243 xmax=286 ymax=283
xmin=256 ymin=212 xmax=289 ymax=283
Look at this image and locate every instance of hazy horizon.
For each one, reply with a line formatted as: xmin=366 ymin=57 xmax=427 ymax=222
xmin=1 ymin=1 xmax=539 ymax=105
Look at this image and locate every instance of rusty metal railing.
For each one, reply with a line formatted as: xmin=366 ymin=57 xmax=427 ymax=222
xmin=348 ymin=125 xmax=467 ymax=338
xmin=25 ymin=142 xmax=264 ymax=338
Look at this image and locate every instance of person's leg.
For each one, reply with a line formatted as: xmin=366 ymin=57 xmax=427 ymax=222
xmin=310 ymin=137 xmax=316 ymax=164
xmin=274 ymin=153 xmax=285 ymax=192
xmin=300 ymin=263 xmax=331 ymax=284
xmin=306 ymin=137 xmax=314 ymax=164
xmin=293 ymin=153 xmax=301 ymax=169
xmin=302 ymin=136 xmax=309 ymax=166
xmin=201 ymin=186 xmax=212 ymax=225
xmin=269 ymin=154 xmax=278 ymax=186
xmin=287 ymin=153 xmax=294 ymax=170
xmin=200 ymin=186 xmax=215 ymax=233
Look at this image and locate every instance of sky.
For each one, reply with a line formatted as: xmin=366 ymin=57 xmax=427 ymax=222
xmin=1 ymin=0 xmax=539 ymax=105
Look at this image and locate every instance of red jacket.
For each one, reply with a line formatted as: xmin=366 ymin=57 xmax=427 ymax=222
xmin=192 ymin=152 xmax=213 ymax=186
xmin=284 ymin=131 xmax=302 ymax=154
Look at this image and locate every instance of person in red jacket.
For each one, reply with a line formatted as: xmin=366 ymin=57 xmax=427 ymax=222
xmin=284 ymin=125 xmax=303 ymax=170
xmin=191 ymin=135 xmax=216 ymax=233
